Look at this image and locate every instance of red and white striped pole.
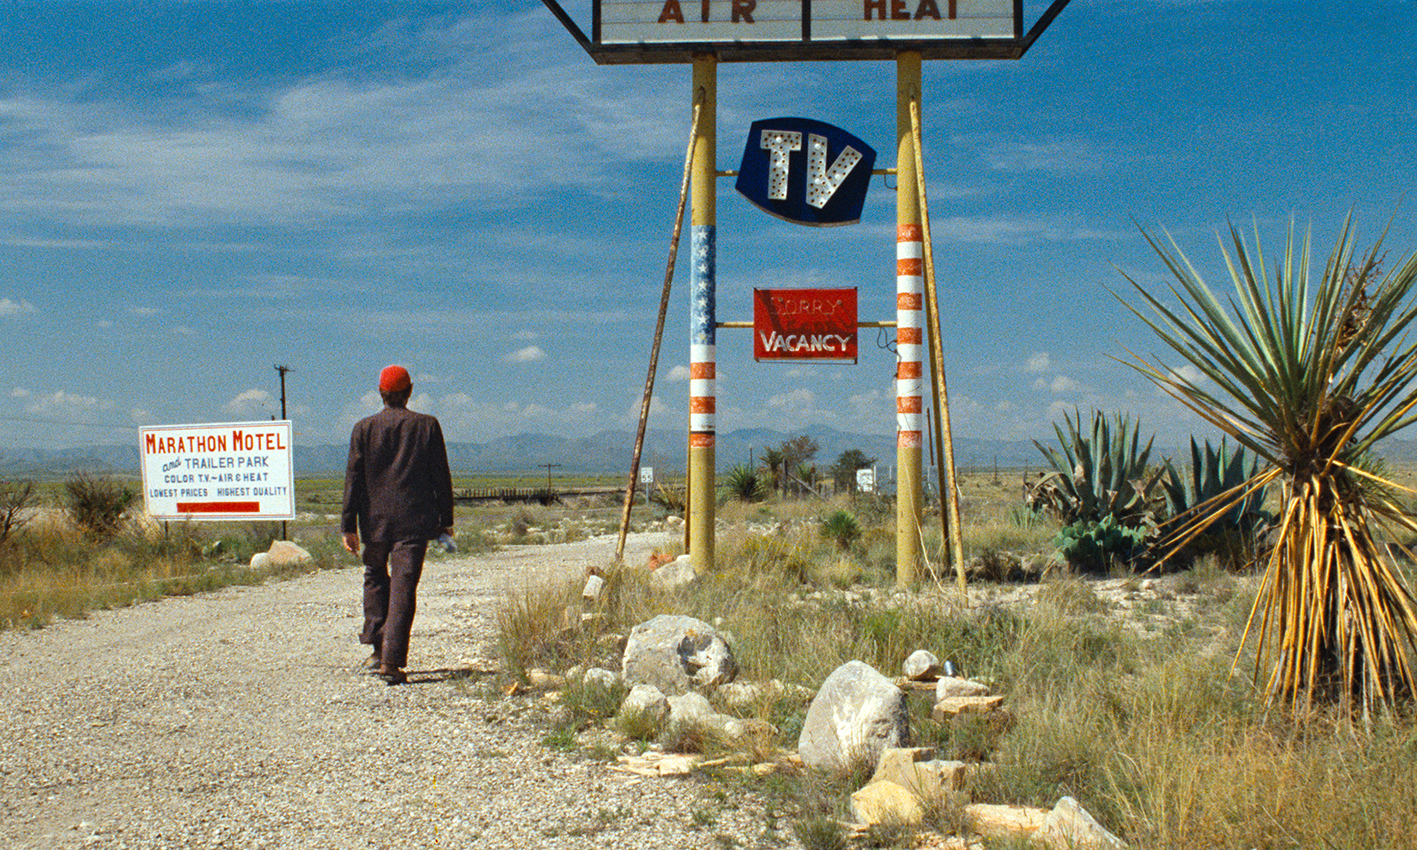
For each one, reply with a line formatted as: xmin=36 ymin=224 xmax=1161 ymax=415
xmin=895 ymin=53 xmax=924 ymax=586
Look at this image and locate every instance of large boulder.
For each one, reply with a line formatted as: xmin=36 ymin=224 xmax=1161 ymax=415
xmin=621 ymin=615 xmax=737 ymax=696
xmin=797 ymin=660 xmax=908 ymax=772
xmin=267 ymin=540 xmax=312 ymax=567
xmin=649 ymin=554 xmax=696 ymax=591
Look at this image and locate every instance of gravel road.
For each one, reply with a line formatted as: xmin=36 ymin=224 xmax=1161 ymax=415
xmin=1 ymin=532 xmax=782 ymax=850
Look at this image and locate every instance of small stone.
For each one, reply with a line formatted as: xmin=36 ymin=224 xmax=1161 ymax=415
xmin=902 ymin=649 xmax=941 ymax=681
xmin=931 ymin=695 xmax=1004 ymax=721
xmin=935 ymin=676 xmax=991 ymax=700
xmin=850 ymin=780 xmax=924 ymax=827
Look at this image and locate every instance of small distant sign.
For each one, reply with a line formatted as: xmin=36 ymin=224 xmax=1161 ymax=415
xmin=856 ymin=466 xmax=876 ymax=493
xmin=139 ymin=421 xmax=295 ymax=521
xmin=639 ymin=466 xmax=655 ymax=485
xmin=736 ymin=118 xmax=876 ymax=227
xmin=754 ymin=288 xmax=858 ymax=362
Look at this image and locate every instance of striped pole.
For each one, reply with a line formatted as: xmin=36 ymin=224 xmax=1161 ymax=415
xmin=687 ymin=54 xmax=717 ymax=575
xmin=895 ymin=52 xmax=924 ymax=586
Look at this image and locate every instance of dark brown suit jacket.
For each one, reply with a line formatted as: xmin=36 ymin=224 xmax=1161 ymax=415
xmin=341 ymin=406 xmax=454 ymax=543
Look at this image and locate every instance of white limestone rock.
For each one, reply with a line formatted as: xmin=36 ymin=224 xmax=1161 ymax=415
xmin=797 ymin=660 xmax=908 ymax=772
xmin=621 ymin=614 xmax=737 ymax=696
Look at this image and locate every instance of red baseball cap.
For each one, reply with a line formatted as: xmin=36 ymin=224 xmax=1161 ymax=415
xmin=379 ymin=365 xmax=412 ymax=393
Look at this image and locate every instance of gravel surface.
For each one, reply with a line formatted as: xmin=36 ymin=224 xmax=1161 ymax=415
xmin=1 ymin=532 xmax=784 ymax=850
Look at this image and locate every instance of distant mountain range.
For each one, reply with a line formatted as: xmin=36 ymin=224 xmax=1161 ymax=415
xmin=10 ymin=429 xmax=1417 ymax=478
xmin=1 ymin=426 xmax=1047 ymax=478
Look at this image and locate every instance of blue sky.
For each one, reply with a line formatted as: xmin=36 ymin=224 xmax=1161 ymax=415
xmin=1 ymin=0 xmax=1413 ymax=452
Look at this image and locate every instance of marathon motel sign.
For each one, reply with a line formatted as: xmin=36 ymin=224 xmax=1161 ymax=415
xmin=140 ymin=421 xmax=295 ymax=521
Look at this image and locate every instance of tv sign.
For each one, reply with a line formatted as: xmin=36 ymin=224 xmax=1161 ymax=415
xmin=754 ymin=288 xmax=858 ymax=362
xmin=735 ymin=118 xmax=876 ymax=226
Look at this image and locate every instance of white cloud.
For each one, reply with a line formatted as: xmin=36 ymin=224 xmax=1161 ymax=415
xmin=665 ymin=365 xmax=690 ymax=382
xmin=0 ymin=10 xmax=687 ymax=230
xmin=978 ymin=139 xmax=1103 ymax=173
xmin=502 ymin=345 xmax=547 ymax=364
xmin=130 ymin=306 xmax=163 ymax=317
xmin=224 ymin=389 xmax=275 ymax=417
xmin=930 ymin=216 xmax=1126 ymax=246
xmin=1024 ymin=352 xmax=1051 ymax=373
xmin=1050 ymin=375 xmax=1080 ymax=393
xmin=769 ymin=388 xmax=817 ymax=411
xmin=21 ymin=390 xmax=115 ymax=418
xmin=0 ymin=298 xmax=35 ymax=316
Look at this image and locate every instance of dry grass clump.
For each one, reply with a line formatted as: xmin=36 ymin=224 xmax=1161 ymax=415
xmin=0 ymin=506 xmax=339 ymax=631
xmin=490 ymin=471 xmax=1417 ymax=847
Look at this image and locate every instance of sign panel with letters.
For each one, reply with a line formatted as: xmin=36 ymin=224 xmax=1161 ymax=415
xmin=754 ymin=288 xmax=858 ymax=362
xmin=736 ymin=118 xmax=875 ymax=227
xmin=139 ymin=421 xmax=295 ymax=521
xmin=587 ymin=0 xmax=1023 ymax=62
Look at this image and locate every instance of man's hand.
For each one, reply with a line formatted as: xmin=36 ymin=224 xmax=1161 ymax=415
xmin=341 ymin=532 xmax=360 ymax=555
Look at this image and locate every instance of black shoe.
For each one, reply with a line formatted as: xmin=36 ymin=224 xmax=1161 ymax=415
xmin=379 ymin=665 xmax=407 ymax=686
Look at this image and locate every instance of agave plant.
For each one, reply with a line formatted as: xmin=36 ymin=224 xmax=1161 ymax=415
xmin=1158 ymin=437 xmax=1272 ymax=569
xmin=1026 ymin=408 xmax=1163 ymax=525
xmin=1118 ymin=216 xmax=1417 ymax=714
xmin=1026 ymin=409 xmax=1164 ymax=572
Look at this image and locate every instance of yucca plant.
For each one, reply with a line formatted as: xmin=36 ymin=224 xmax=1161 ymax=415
xmin=723 ymin=463 xmax=767 ymax=502
xmin=1117 ymin=216 xmax=1417 ymax=714
xmin=1158 ymin=437 xmax=1272 ymax=569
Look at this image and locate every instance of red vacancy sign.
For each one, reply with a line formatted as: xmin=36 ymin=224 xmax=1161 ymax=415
xmin=753 ymin=288 xmax=858 ymax=362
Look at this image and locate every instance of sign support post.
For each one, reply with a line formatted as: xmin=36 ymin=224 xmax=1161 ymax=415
xmin=895 ymin=52 xmax=924 ymax=587
xmin=688 ymin=54 xmax=717 ymax=574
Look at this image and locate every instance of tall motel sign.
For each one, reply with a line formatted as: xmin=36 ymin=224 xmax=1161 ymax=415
xmin=544 ymin=0 xmax=1070 ymax=584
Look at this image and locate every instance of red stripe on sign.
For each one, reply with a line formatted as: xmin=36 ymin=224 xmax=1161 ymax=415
xmin=897 ymin=224 xmax=922 ymax=242
xmin=178 ymin=501 xmax=260 ymax=514
xmin=898 ymin=430 xmax=923 ymax=448
xmin=896 ymin=293 xmax=923 ymax=310
xmin=896 ymin=259 xmax=923 ymax=276
xmin=898 ymin=328 xmax=923 ymax=344
xmin=689 ymin=362 xmax=716 ymax=379
xmin=689 ymin=433 xmax=716 ymax=448
xmin=897 ymin=362 xmax=922 ymax=379
xmin=690 ymin=397 xmax=716 ymax=414
xmin=897 ymin=397 xmax=923 ymax=414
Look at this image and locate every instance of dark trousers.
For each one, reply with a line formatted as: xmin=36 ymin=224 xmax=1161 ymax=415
xmin=360 ymin=539 xmax=427 ymax=669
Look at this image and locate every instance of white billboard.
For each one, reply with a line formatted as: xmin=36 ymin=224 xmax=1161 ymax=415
xmin=140 ymin=421 xmax=295 ymax=521
xmin=598 ymin=0 xmax=1016 ymax=44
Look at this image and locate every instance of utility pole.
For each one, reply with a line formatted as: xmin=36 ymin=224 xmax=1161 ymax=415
xmin=274 ymin=364 xmax=293 ymax=419
xmin=540 ymin=463 xmax=562 ymax=501
xmin=274 ymin=364 xmax=293 ymax=540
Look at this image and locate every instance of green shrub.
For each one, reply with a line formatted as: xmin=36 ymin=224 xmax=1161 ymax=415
xmin=820 ymin=510 xmax=862 ymax=550
xmin=63 ymin=473 xmax=135 ymax=538
xmin=0 ymin=479 xmax=36 ymax=544
xmin=724 ymin=463 xmax=768 ymax=502
xmin=1054 ymin=514 xmax=1155 ymax=574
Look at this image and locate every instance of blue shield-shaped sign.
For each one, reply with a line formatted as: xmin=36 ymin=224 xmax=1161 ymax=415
xmin=735 ymin=117 xmax=876 ymax=227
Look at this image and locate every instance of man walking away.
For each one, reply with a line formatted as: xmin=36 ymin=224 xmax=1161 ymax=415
xmin=341 ymin=365 xmax=454 ymax=685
